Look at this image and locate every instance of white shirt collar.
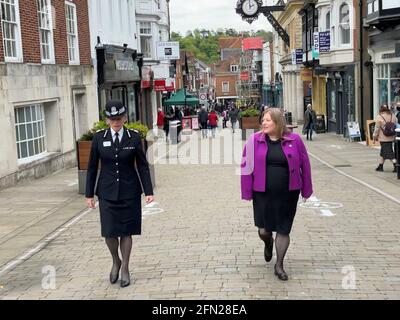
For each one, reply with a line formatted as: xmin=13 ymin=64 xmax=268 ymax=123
xmin=110 ymin=127 xmax=124 ymax=140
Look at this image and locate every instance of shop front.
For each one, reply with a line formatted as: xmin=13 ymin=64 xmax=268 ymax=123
xmin=326 ymin=65 xmax=356 ymax=135
xmin=96 ymin=45 xmax=141 ymax=122
xmin=372 ymin=55 xmax=400 ymax=114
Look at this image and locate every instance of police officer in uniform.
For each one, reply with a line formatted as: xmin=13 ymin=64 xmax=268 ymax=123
xmin=85 ymin=100 xmax=154 ymax=288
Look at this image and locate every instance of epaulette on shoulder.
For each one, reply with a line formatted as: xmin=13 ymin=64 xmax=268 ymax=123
xmin=96 ymin=129 xmax=105 ymax=133
xmin=126 ymin=129 xmax=139 ymax=139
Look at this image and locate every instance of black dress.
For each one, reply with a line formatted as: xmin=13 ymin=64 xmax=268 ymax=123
xmin=252 ymin=136 xmax=300 ymax=235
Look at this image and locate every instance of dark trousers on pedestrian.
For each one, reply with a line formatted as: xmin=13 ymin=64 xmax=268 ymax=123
xmin=306 ymin=123 xmax=314 ymax=140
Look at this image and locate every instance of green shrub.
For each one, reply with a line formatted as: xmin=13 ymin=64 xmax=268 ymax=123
xmin=78 ymin=120 xmax=149 ymax=141
xmin=125 ymin=122 xmax=149 ymax=139
xmin=240 ymin=108 xmax=261 ymax=117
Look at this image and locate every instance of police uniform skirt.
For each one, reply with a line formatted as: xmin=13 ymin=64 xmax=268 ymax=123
xmin=380 ymin=141 xmax=395 ymax=160
xmin=252 ymin=190 xmax=300 ymax=235
xmin=99 ymin=197 xmax=142 ymax=238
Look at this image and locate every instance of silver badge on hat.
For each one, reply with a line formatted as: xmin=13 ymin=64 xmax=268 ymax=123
xmin=111 ymin=106 xmax=118 ymax=116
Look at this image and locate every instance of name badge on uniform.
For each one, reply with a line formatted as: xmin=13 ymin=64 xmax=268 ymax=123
xmin=103 ymin=141 xmax=112 ymax=147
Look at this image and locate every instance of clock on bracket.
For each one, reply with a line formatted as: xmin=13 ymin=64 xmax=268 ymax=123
xmin=236 ymin=0 xmax=263 ymax=23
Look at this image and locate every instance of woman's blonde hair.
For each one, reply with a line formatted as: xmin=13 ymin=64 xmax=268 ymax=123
xmin=261 ymin=107 xmax=290 ymax=139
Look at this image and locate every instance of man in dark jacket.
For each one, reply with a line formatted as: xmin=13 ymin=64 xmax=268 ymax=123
xmin=198 ymin=106 xmax=209 ymax=138
xmin=303 ymin=104 xmax=317 ymax=141
xmin=229 ymin=108 xmax=239 ymax=133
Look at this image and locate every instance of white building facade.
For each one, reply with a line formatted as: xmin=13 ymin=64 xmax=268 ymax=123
xmin=317 ymin=0 xmax=357 ymax=134
xmin=0 ymin=0 xmax=97 ymax=189
xmin=135 ymin=0 xmax=172 ymax=128
xmin=88 ymin=0 xmax=142 ymax=123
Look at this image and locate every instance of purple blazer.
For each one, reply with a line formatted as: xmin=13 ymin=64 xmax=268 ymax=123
xmin=241 ymin=131 xmax=313 ymax=200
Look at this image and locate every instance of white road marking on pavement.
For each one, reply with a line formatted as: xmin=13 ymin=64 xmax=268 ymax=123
xmin=308 ymin=152 xmax=400 ymax=206
xmin=300 ymin=201 xmax=343 ymax=209
xmin=309 ymin=196 xmax=320 ymax=202
xmin=0 ymin=204 xmax=95 ymax=277
xmin=329 ymin=145 xmax=343 ymax=150
xmin=320 ymin=210 xmax=336 ymax=217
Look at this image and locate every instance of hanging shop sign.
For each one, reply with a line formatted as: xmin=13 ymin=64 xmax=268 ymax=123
xmin=156 ymin=42 xmax=180 ymax=61
xmin=292 ymin=49 xmax=303 ymax=65
xmin=319 ymin=31 xmax=331 ymax=53
xmin=312 ymin=32 xmax=320 ymax=59
xmin=240 ymin=71 xmax=250 ymax=80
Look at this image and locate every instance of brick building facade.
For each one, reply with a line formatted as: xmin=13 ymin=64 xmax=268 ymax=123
xmin=0 ymin=0 xmax=97 ymax=189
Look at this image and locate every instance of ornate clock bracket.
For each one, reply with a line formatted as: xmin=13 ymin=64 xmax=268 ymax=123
xmin=235 ymin=0 xmax=290 ymax=47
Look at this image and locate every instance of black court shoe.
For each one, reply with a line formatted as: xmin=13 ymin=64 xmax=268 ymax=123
xmin=258 ymin=230 xmax=274 ymax=263
xmin=120 ymin=273 xmax=131 ymax=288
xmin=109 ymin=261 xmax=121 ymax=284
xmin=274 ymin=264 xmax=289 ymax=281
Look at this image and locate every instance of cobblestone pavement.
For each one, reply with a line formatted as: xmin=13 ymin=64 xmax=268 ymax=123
xmin=0 ymin=128 xmax=399 ymax=300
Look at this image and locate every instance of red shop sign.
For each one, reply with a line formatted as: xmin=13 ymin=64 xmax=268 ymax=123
xmin=165 ymin=81 xmax=175 ymax=92
xmin=154 ymin=79 xmax=166 ymax=92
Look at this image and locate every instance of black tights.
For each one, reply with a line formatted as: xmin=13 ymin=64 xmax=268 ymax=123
xmin=105 ymin=236 xmax=132 ymax=280
xmin=259 ymin=229 xmax=290 ymax=273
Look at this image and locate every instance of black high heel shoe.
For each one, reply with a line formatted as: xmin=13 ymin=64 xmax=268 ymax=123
xmin=109 ymin=260 xmax=121 ymax=284
xmin=274 ymin=264 xmax=288 ymax=281
xmin=120 ymin=272 xmax=131 ymax=288
xmin=258 ymin=230 xmax=273 ymax=262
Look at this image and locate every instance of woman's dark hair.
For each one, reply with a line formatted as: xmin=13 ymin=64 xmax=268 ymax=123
xmin=379 ymin=105 xmax=390 ymax=114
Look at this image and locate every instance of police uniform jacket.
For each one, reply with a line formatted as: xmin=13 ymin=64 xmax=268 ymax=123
xmin=85 ymin=127 xmax=153 ymax=201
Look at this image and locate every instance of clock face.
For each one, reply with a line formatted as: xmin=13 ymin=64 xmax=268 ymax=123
xmin=242 ymin=0 xmax=259 ymax=16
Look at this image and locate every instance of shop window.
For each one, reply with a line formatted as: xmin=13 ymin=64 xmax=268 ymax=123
xmin=15 ymin=105 xmax=46 ymax=160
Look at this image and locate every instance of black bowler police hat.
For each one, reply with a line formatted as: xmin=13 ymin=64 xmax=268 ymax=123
xmin=104 ymin=100 xmax=127 ymax=119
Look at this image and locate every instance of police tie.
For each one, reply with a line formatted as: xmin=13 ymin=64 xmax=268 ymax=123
xmin=114 ymin=131 xmax=120 ymax=151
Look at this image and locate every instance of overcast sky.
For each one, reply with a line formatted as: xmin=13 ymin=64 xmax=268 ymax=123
xmin=170 ymin=0 xmax=273 ymax=36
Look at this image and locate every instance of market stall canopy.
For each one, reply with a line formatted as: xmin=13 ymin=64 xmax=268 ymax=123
xmin=163 ymin=89 xmax=200 ymax=106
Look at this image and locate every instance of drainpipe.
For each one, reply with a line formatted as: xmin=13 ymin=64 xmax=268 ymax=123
xmin=359 ymin=0 xmax=365 ymax=140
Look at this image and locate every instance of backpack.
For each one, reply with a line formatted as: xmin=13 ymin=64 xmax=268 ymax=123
xmin=380 ymin=114 xmax=396 ymax=137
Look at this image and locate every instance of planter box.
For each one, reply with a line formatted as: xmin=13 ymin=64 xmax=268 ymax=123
xmin=241 ymin=116 xmax=260 ymax=140
xmin=241 ymin=116 xmax=260 ymax=130
xmin=77 ymin=140 xmax=92 ymax=170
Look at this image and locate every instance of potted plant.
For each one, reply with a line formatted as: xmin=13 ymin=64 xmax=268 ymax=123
xmin=240 ymin=108 xmax=261 ymax=140
xmin=76 ymin=120 xmax=153 ymax=194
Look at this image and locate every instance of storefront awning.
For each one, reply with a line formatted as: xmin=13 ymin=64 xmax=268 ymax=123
xmin=163 ymin=89 xmax=199 ymax=106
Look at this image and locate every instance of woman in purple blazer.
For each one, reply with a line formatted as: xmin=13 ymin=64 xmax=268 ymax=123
xmin=241 ymin=108 xmax=313 ymax=281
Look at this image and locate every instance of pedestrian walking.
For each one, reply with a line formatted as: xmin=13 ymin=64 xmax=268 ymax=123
xmin=229 ymin=107 xmax=239 ymax=133
xmin=198 ymin=106 xmax=209 ymax=139
xmin=164 ymin=107 xmax=174 ymax=143
xmin=373 ymin=104 xmax=398 ymax=172
xmin=241 ymin=108 xmax=313 ymax=281
xmin=395 ymin=102 xmax=400 ymax=127
xmin=156 ymin=107 xmax=165 ymax=138
xmin=85 ymin=100 xmax=154 ymax=288
xmin=208 ymin=109 xmax=219 ymax=138
xmin=222 ymin=109 xmax=228 ymax=129
xmin=303 ymin=104 xmax=317 ymax=141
